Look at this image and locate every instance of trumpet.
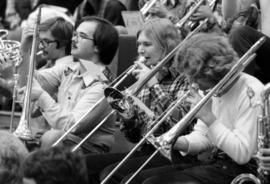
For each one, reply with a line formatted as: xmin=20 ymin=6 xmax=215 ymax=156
xmin=13 ymin=6 xmax=42 ymax=141
xmin=231 ymin=83 xmax=270 ymax=184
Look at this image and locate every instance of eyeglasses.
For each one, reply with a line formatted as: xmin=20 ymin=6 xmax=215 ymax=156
xmin=39 ymin=39 xmax=58 ymax=48
xmin=73 ymin=31 xmax=94 ymax=41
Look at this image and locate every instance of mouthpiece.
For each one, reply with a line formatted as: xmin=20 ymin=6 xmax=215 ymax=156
xmin=37 ymin=51 xmax=43 ymax=56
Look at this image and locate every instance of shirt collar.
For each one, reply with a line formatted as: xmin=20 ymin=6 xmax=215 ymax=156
xmin=66 ymin=59 xmax=110 ymax=87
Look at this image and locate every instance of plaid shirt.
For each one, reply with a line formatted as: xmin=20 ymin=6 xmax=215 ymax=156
xmin=121 ymin=67 xmax=192 ymax=143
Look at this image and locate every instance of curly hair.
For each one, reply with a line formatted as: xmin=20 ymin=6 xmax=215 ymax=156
xmin=137 ymin=18 xmax=182 ymax=58
xmin=22 ymin=146 xmax=88 ymax=184
xmin=175 ymin=33 xmax=238 ymax=84
xmin=0 ymin=130 xmax=29 ymax=184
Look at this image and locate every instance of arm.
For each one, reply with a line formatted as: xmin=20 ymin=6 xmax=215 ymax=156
xmin=121 ymin=75 xmax=190 ymax=143
xmin=222 ymin=0 xmax=240 ymax=20
xmin=260 ymin=0 xmax=270 ymax=37
xmin=208 ymin=86 xmax=262 ymax=164
xmin=174 ymin=119 xmax=213 ymax=155
xmin=36 ymin=80 xmax=106 ymax=130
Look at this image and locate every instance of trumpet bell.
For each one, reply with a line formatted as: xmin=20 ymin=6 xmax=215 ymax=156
xmin=104 ymin=87 xmax=135 ymax=119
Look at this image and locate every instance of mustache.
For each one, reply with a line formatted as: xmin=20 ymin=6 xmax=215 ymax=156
xmin=71 ymin=41 xmax=77 ymax=48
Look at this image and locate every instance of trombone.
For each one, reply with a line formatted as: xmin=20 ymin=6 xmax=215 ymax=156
xmin=54 ymin=0 xmax=212 ymax=151
xmin=100 ymin=20 xmax=208 ymax=184
xmin=123 ymin=37 xmax=266 ymax=184
xmin=13 ymin=6 xmax=42 ymax=141
xmin=102 ymin=36 xmax=266 ymax=184
xmin=175 ymin=0 xmax=218 ymax=30
xmin=52 ymin=57 xmax=146 ymax=147
xmin=140 ymin=0 xmax=160 ymax=18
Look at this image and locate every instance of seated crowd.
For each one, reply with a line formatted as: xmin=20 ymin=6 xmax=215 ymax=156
xmin=0 ymin=0 xmax=270 ymax=184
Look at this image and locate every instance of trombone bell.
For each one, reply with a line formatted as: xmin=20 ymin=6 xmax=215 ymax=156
xmin=105 ymin=87 xmax=135 ymax=119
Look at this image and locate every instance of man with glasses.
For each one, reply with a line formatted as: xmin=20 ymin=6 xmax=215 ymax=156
xmin=17 ymin=16 xmax=119 ymax=153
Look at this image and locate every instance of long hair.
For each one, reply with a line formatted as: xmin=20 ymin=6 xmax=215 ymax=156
xmin=137 ymin=18 xmax=182 ymax=59
xmin=175 ymin=33 xmax=238 ymax=84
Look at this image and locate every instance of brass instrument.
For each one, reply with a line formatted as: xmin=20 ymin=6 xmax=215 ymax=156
xmin=140 ymin=0 xmax=160 ymax=18
xmin=231 ymin=83 xmax=270 ymax=184
xmin=103 ymin=37 xmax=266 ymax=184
xmin=176 ymin=0 xmax=218 ymax=30
xmin=100 ymin=20 xmax=207 ymax=184
xmin=55 ymin=0 xmax=210 ymax=150
xmin=121 ymin=37 xmax=265 ymax=184
xmin=140 ymin=0 xmax=178 ymax=21
xmin=0 ymin=30 xmax=22 ymax=132
xmin=0 ymin=29 xmax=8 ymax=39
xmin=52 ymin=56 xmax=146 ymax=148
xmin=152 ymin=36 xmax=265 ymax=160
xmin=13 ymin=6 xmax=42 ymax=141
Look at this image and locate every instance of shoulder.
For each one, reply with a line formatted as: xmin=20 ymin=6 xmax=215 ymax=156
xmin=106 ymin=0 xmax=126 ymax=9
xmin=235 ymin=73 xmax=264 ymax=106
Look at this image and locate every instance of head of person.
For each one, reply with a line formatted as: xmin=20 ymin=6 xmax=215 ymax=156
xmin=136 ymin=18 xmax=182 ymax=68
xmin=22 ymin=146 xmax=88 ymax=184
xmin=39 ymin=17 xmax=74 ymax=60
xmin=138 ymin=0 xmax=187 ymax=20
xmin=0 ymin=130 xmax=29 ymax=184
xmin=71 ymin=16 xmax=119 ymax=65
xmin=175 ymin=33 xmax=238 ymax=91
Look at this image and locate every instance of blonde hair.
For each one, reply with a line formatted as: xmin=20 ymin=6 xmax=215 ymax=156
xmin=137 ymin=18 xmax=182 ymax=58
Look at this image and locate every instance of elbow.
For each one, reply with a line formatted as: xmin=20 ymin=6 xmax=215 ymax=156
xmin=233 ymin=150 xmax=253 ymax=165
xmin=234 ymin=157 xmax=251 ymax=165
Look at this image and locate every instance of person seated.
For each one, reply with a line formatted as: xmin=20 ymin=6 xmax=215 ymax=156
xmin=76 ymin=0 xmax=126 ymax=26
xmin=138 ymin=0 xmax=188 ymax=24
xmin=15 ymin=16 xmax=119 ymax=154
xmin=21 ymin=146 xmax=88 ymax=184
xmin=142 ymin=33 xmax=264 ymax=184
xmin=228 ymin=0 xmax=270 ymax=83
xmin=86 ymin=17 xmax=198 ymax=184
xmin=0 ymin=130 xmax=29 ymax=184
xmin=16 ymin=16 xmax=74 ymax=142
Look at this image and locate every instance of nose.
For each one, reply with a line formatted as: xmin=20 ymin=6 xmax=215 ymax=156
xmin=38 ymin=42 xmax=45 ymax=50
xmin=72 ymin=34 xmax=78 ymax=42
xmin=137 ymin=45 xmax=145 ymax=56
